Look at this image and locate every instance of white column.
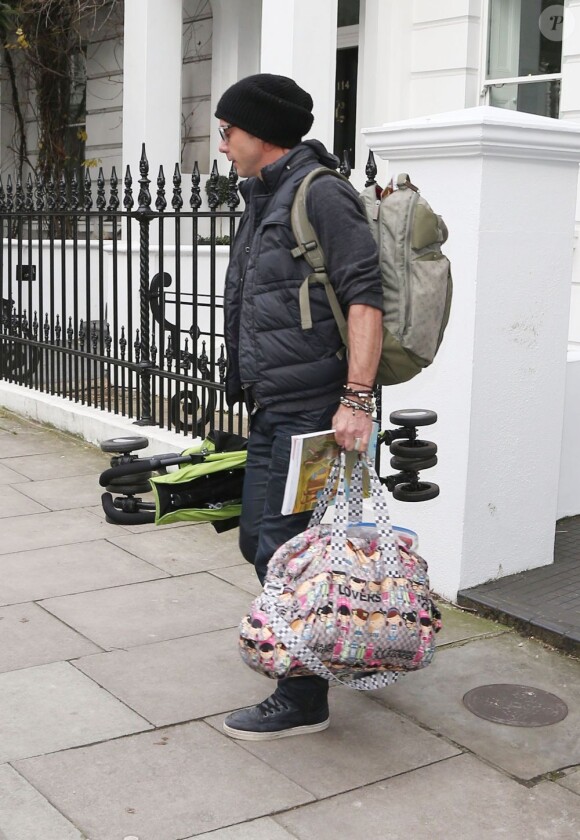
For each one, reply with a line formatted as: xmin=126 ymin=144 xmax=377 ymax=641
xmin=122 ymin=0 xmax=183 ymax=178
xmin=260 ymin=0 xmax=338 ymax=150
xmin=210 ymin=0 xmax=261 ymax=173
xmin=363 ymin=106 xmax=580 ymax=600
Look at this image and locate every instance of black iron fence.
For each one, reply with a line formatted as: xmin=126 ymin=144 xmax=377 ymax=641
xmin=0 ymin=145 xmax=247 ymax=438
xmin=0 ymin=145 xmax=380 ymax=438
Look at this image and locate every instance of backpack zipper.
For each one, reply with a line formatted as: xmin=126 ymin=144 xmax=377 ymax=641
xmin=402 ymin=190 xmax=419 ymax=340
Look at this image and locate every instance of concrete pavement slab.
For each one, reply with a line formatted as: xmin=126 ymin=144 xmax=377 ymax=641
xmin=274 ymin=753 xmax=580 ymax=840
xmin=0 ymin=462 xmax=30 ymax=485
xmin=210 ymin=561 xmax=263 ymax=596
xmin=13 ymin=722 xmax=315 ymax=840
xmin=436 ymin=602 xmax=507 ymax=646
xmin=0 ymin=430 xmax=73 ymax=458
xmin=0 ymin=540 xmax=169 ymax=606
xmin=14 ymin=473 xmax=105 ymax=511
xmin=0 ymin=509 xmax=110 ymax=555
xmin=74 ymin=628 xmax=272 ymax=726
xmin=207 ymin=688 xmax=460 ymax=799
xmin=370 ymin=633 xmax=580 ymax=780
xmin=0 ymin=661 xmax=150 ymax=762
xmin=190 ymin=818 xmax=298 ymax=840
xmin=106 ymin=523 xmax=245 ymax=575
xmin=0 ymin=602 xmax=100 ymax=673
xmin=5 ymin=447 xmax=108 ymax=481
xmin=0 ymin=765 xmax=85 ymax=840
xmin=0 ymin=485 xmax=48 ymax=518
xmin=39 ymin=573 xmax=253 ymax=649
xmin=558 ymin=767 xmax=580 ymax=795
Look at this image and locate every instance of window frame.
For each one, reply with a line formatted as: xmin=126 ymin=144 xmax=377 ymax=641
xmin=479 ymin=0 xmax=563 ymax=116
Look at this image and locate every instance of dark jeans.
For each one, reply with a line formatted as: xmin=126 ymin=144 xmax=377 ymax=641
xmin=240 ymin=403 xmax=338 ymax=711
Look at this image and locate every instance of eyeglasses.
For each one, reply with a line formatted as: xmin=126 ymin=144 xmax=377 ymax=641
xmin=218 ymin=123 xmax=233 ymax=142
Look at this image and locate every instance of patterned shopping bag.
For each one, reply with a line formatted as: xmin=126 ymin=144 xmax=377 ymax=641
xmin=238 ymin=453 xmax=441 ymax=690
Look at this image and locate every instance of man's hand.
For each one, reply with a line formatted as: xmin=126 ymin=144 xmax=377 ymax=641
xmin=332 ymin=403 xmax=374 ymax=452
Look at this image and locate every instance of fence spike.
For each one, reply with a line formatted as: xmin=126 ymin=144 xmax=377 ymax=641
xmin=5 ymin=176 xmax=13 ymax=211
xmin=227 ymin=163 xmax=240 ymax=210
xmin=25 ymin=173 xmax=34 ymax=211
xmin=137 ymin=144 xmax=152 ymax=211
xmin=105 ymin=322 xmax=112 ymax=356
xmin=43 ymin=313 xmax=50 ymax=341
xmin=206 ymin=159 xmax=220 ymax=211
xmin=365 ymin=150 xmax=378 ymax=188
xmin=123 ymin=165 xmax=134 ymax=210
xmin=172 ymin=163 xmax=183 ymax=211
xmin=55 ymin=315 xmax=61 ymax=345
xmin=339 ymin=149 xmax=351 ymax=179
xmin=67 ymin=316 xmax=73 ymax=347
xmin=156 ymin=166 xmax=167 ymax=213
xmin=134 ymin=329 xmax=141 ymax=364
xmin=83 ymin=169 xmax=93 ymax=211
xmin=34 ymin=171 xmax=45 ymax=211
xmin=70 ymin=169 xmax=80 ymax=211
xmin=58 ymin=172 xmax=68 ymax=211
xmin=46 ymin=172 xmax=56 ymax=211
xmin=96 ymin=167 xmax=106 ymax=211
xmin=0 ymin=176 xmax=5 ymax=212
xmin=120 ymin=325 xmax=127 ymax=360
xmin=108 ymin=167 xmax=119 ymax=211
xmin=190 ymin=161 xmax=201 ymax=210
xmin=15 ymin=174 xmax=24 ymax=211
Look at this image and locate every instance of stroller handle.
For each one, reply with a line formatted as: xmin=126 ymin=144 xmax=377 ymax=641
xmin=99 ymin=453 xmax=199 ymax=487
xmin=101 ymin=492 xmax=156 ymax=525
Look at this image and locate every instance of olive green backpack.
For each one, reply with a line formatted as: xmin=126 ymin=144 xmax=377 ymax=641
xmin=290 ymin=168 xmax=452 ymax=386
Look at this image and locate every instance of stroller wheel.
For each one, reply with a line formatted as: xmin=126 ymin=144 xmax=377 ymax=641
xmin=393 ymin=481 xmax=440 ymax=502
xmin=389 ymin=409 xmax=437 ymax=428
xmin=390 ymin=439 xmax=437 ymax=460
xmin=390 ymin=454 xmax=438 ymax=472
xmin=101 ymin=436 xmax=149 ymax=454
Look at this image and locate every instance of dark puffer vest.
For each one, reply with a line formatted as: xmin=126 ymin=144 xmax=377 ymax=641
xmin=224 ymin=143 xmax=347 ymax=412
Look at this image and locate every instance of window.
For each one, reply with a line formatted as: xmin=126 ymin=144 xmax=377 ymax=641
xmin=334 ymin=0 xmax=360 ymax=164
xmin=484 ymin=0 xmax=563 ymax=118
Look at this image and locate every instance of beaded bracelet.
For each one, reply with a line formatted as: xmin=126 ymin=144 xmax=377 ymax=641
xmin=344 ymin=387 xmax=373 ymax=400
xmin=340 ymin=396 xmax=374 ymax=415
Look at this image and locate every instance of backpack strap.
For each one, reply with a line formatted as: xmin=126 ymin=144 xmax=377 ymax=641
xmin=290 ymin=167 xmax=350 ymax=347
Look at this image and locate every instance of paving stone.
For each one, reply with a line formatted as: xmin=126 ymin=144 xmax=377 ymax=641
xmin=0 ymin=602 xmax=100 ymax=673
xmin=0 ymin=661 xmax=150 ymax=762
xmin=207 ymin=688 xmax=460 ymax=799
xmin=40 ymin=573 xmax=253 ymax=649
xmin=370 ymin=633 xmax=580 ymax=780
xmin=0 ymin=540 xmax=168 ymax=605
xmin=210 ymin=561 xmax=263 ymax=596
xmin=6 ymin=447 xmax=109 ymax=480
xmin=0 ymin=461 xmax=30 ymax=485
xmin=0 ymin=764 xmax=85 ymax=840
xmin=15 ymin=473 xmax=105 ymax=511
xmin=0 ymin=485 xmax=48 ymax=518
xmin=557 ymin=767 xmax=580 ymax=796
xmin=0 ymin=431 xmax=72 ymax=458
xmin=106 ymin=523 xmax=245 ymax=575
xmin=274 ymin=753 xmax=580 ymax=840
xmin=191 ymin=818 xmax=297 ymax=840
xmin=13 ymin=722 xmax=314 ymax=840
xmin=74 ymin=628 xmax=270 ymax=726
xmin=0 ymin=509 xmax=110 ymax=555
xmin=436 ymin=602 xmax=506 ymax=646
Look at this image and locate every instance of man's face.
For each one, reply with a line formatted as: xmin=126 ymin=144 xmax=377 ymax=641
xmin=218 ymin=122 xmax=267 ymax=178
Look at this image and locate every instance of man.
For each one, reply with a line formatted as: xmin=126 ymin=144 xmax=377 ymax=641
xmin=216 ymin=73 xmax=383 ymax=740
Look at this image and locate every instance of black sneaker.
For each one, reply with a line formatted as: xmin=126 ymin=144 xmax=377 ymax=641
xmin=223 ymin=693 xmax=330 ymax=741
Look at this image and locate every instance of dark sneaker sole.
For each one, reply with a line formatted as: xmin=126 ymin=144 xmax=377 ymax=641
xmin=223 ymin=717 xmax=330 ymax=741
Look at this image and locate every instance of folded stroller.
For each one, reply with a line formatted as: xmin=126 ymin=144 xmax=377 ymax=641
xmin=99 ymin=430 xmax=247 ymax=532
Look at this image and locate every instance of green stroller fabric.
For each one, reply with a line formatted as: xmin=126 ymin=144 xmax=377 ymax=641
xmin=150 ymin=438 xmax=247 ymax=526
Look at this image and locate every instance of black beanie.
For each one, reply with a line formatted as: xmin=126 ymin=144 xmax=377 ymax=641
xmin=215 ymin=73 xmax=314 ymax=148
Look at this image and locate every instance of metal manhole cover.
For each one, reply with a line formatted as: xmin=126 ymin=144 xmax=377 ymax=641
xmin=463 ymin=684 xmax=568 ymax=727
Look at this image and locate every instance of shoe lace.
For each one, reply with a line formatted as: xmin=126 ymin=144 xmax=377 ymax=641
xmin=257 ymin=694 xmax=291 ymax=717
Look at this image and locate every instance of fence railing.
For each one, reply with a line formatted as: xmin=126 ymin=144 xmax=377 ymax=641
xmin=0 ymin=145 xmax=381 ymax=438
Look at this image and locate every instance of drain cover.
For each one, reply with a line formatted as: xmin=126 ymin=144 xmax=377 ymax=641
xmin=463 ymin=684 xmax=568 ymax=727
